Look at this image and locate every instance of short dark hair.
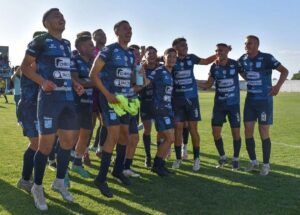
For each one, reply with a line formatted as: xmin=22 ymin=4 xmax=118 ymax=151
xmin=76 ymin=31 xmax=91 ymax=38
xmin=75 ymin=35 xmax=92 ymax=49
xmin=33 ymin=31 xmax=47 ymax=38
xmin=246 ymin=35 xmax=260 ymax=45
xmin=129 ymin=44 xmax=140 ymax=50
xmin=172 ymin=37 xmax=186 ymax=47
xmin=93 ymin=29 xmax=104 ymax=36
xmin=146 ymin=46 xmax=157 ymax=53
xmin=164 ymin=48 xmax=176 ymax=55
xmin=216 ymin=43 xmax=232 ymax=51
xmin=42 ymin=8 xmax=59 ymax=27
xmin=114 ymin=20 xmax=129 ymax=32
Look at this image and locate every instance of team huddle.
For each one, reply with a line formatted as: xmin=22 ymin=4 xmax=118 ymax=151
xmin=16 ymin=8 xmax=289 ymax=211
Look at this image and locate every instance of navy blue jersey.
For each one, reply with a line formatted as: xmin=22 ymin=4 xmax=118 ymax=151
xmin=98 ymin=42 xmax=135 ymax=97
xmin=209 ymin=59 xmax=241 ymax=105
xmin=238 ymin=52 xmax=281 ymax=100
xmin=139 ymin=67 xmax=155 ymax=102
xmin=26 ymin=33 xmax=73 ymax=101
xmin=172 ymin=54 xmax=201 ymax=99
xmin=20 ymin=75 xmax=39 ymax=103
xmin=148 ymin=66 xmax=173 ymax=110
xmin=70 ymin=55 xmax=93 ymax=105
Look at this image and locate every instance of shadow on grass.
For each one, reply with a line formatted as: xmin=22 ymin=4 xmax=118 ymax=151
xmin=0 ymin=178 xmax=97 ymax=215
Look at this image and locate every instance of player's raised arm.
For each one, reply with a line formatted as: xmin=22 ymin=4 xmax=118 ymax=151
xmin=199 ymin=54 xmax=217 ymax=65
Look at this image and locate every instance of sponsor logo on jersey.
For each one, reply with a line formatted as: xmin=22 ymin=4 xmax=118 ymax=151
xmin=116 ymin=68 xmax=131 ymax=78
xmin=49 ymin=44 xmax=57 ymax=49
xmin=218 ymin=78 xmax=234 ymax=87
xmin=55 ymin=57 xmax=70 ymax=69
xmin=53 ymin=71 xmax=71 ymax=79
xmin=165 ymin=86 xmax=173 ymax=94
xmin=218 ymin=86 xmax=235 ymax=93
xmin=175 ymin=78 xmax=193 ymax=85
xmin=115 ymin=55 xmax=122 ymax=61
xmin=248 ymin=80 xmax=262 ymax=86
xmin=230 ymin=69 xmax=236 ymax=75
xmin=114 ymin=79 xmax=131 ymax=87
xmin=175 ymin=70 xmax=191 ymax=79
xmin=246 ymin=71 xmax=260 ymax=79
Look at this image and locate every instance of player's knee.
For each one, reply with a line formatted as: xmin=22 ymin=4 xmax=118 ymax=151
xmin=38 ymin=144 xmax=53 ymax=155
xmin=129 ymin=134 xmax=139 ymax=146
xmin=166 ymin=133 xmax=175 ymax=144
xmin=29 ymin=143 xmax=38 ymax=151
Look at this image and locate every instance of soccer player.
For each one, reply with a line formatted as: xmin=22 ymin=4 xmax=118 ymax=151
xmin=144 ymin=48 xmax=177 ymax=176
xmin=201 ymin=43 xmax=242 ymax=170
xmin=16 ymin=31 xmax=45 ymax=194
xmin=70 ymin=34 xmax=95 ymax=178
xmin=90 ymin=20 xmax=135 ymax=198
xmin=20 ymin=8 xmax=83 ymax=210
xmin=11 ymin=66 xmax=21 ymax=106
xmin=139 ymin=46 xmax=160 ymax=168
xmin=238 ymin=35 xmax=289 ymax=176
xmin=171 ymin=37 xmax=216 ymax=171
xmin=123 ymin=44 xmax=143 ymax=178
xmin=89 ymin=29 xmax=107 ymax=160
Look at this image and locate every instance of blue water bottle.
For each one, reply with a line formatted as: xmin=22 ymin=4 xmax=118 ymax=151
xmin=135 ymin=64 xmax=144 ymax=86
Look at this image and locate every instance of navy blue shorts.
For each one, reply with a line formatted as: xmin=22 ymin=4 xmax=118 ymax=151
xmin=154 ymin=107 xmax=174 ymax=132
xmin=212 ymin=103 xmax=240 ymax=128
xmin=37 ymin=98 xmax=79 ymax=135
xmin=17 ymin=100 xmax=38 ymax=138
xmin=129 ymin=114 xmax=139 ymax=134
xmin=173 ymin=97 xmax=201 ymax=123
xmin=140 ymin=100 xmax=154 ymax=121
xmin=244 ymin=98 xmax=273 ymax=125
xmin=98 ymin=92 xmax=130 ymax=127
xmin=76 ymin=104 xmax=93 ymax=130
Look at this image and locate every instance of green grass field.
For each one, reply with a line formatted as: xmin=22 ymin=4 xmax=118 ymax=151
xmin=0 ymin=92 xmax=299 ymax=215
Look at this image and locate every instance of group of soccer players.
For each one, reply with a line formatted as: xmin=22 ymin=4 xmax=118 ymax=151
xmin=15 ymin=8 xmax=289 ymax=211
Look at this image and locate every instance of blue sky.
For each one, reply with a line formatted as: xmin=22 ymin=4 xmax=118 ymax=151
xmin=0 ymin=0 xmax=299 ymax=79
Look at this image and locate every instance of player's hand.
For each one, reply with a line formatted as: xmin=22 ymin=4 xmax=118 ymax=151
xmin=270 ymin=85 xmax=280 ymax=96
xmin=106 ymin=93 xmax=119 ymax=104
xmin=73 ymin=82 xmax=85 ymax=96
xmin=199 ymin=83 xmax=207 ymax=90
xmin=41 ymin=80 xmax=56 ymax=92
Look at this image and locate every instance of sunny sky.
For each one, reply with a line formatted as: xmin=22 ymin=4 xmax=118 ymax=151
xmin=0 ymin=0 xmax=299 ymax=80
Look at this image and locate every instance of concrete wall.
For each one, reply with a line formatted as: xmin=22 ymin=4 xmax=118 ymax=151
xmin=273 ymin=80 xmax=300 ymax=92
xmin=196 ymin=80 xmax=300 ymax=92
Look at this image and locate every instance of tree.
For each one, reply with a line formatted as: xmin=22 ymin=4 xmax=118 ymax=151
xmin=291 ymin=71 xmax=300 ymax=80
